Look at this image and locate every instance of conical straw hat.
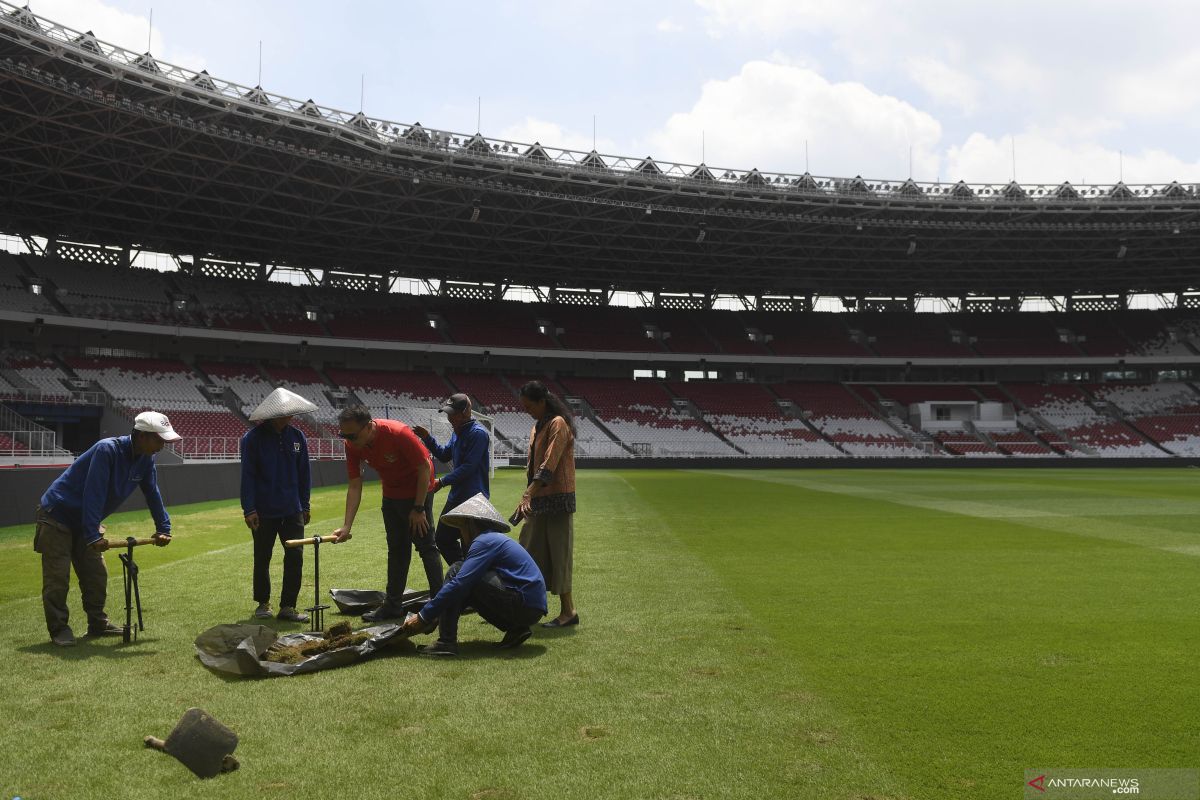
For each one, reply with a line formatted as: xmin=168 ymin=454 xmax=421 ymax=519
xmin=249 ymin=387 xmax=319 ymax=422
xmin=440 ymin=493 xmax=510 ymax=533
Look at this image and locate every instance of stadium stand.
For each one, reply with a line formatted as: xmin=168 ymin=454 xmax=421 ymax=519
xmin=651 ymin=310 xmax=720 ymax=354
xmin=482 ymin=375 xmax=573 ymax=449
xmin=0 ymin=431 xmax=30 ymax=454
xmin=446 ymin=372 xmax=518 ymax=412
xmin=662 ymin=310 xmax=767 ymax=355
xmin=666 ymin=380 xmax=840 ymax=457
xmin=66 ymin=356 xmax=211 ymax=411
xmin=554 ymin=307 xmax=663 ymax=353
xmin=953 ymin=313 xmax=1081 ymax=358
xmin=773 ymin=382 xmax=925 ymax=456
xmin=322 ymin=292 xmax=444 ymax=344
xmin=7 ymin=2 xmax=1200 ymax=470
xmin=198 ymin=360 xmax=272 ymax=411
xmin=1003 ymin=383 xmax=1165 ymax=457
xmin=931 ymin=429 xmax=999 ymax=456
xmin=436 ymin=301 xmax=556 ymax=350
xmin=324 ymin=367 xmax=447 ymax=430
xmin=441 ymin=372 xmax=526 ymax=454
xmin=66 ymin=356 xmax=247 ymax=457
xmin=748 ymin=312 xmax=872 ymax=357
xmin=867 ymin=384 xmax=986 ymax=404
xmin=558 ymin=376 xmax=736 ymax=457
xmin=851 ymin=314 xmax=975 ymax=358
xmin=0 ymin=252 xmax=58 ymax=315
xmin=1 ymin=350 xmax=72 ymax=400
xmin=23 ymin=254 xmax=175 ymax=323
xmin=987 ymin=429 xmax=1058 ymax=457
xmin=1086 ymin=382 xmax=1200 ymax=455
xmin=1061 ymin=312 xmax=1137 ymax=357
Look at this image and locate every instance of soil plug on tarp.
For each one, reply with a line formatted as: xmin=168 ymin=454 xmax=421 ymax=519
xmin=144 ymin=707 xmax=239 ymax=777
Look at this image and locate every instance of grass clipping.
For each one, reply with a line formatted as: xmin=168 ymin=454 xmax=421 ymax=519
xmin=263 ymin=621 xmax=373 ymax=665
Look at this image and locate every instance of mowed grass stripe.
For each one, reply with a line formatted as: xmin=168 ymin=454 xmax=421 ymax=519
xmin=643 ymin=469 xmax=1200 ymax=799
xmin=609 ymin=471 xmax=913 ymax=799
xmin=1 ymin=470 xmax=906 ymax=800
xmin=711 ymin=468 xmax=1200 ymax=557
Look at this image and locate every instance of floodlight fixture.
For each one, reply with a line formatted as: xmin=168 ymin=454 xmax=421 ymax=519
xmin=696 ymin=222 xmax=707 ymax=244
xmin=906 ymin=235 xmax=917 ymax=256
xmin=1117 ymin=241 xmax=1127 ymax=259
xmin=470 ymin=200 xmax=481 ymax=223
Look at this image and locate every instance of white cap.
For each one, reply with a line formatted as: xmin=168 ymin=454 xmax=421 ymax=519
xmin=249 ymin=387 xmax=319 ymax=422
xmin=133 ymin=410 xmax=182 ymax=442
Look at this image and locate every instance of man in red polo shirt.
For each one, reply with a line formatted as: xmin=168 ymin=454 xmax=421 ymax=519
xmin=332 ymin=405 xmax=442 ymax=621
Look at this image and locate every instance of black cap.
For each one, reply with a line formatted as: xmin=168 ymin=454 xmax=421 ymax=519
xmin=439 ymin=393 xmax=471 ymax=414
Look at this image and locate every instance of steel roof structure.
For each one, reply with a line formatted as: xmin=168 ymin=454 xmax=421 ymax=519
xmin=3 ymin=1 xmax=1200 ymax=302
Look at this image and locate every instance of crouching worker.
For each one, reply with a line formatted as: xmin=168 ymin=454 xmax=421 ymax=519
xmin=400 ymin=493 xmax=546 ymax=656
xmin=35 ymin=411 xmax=179 ymax=647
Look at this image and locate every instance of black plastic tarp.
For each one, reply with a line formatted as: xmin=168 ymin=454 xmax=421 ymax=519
xmin=194 ymin=623 xmax=414 ymax=677
xmin=328 ymin=587 xmax=429 ymax=615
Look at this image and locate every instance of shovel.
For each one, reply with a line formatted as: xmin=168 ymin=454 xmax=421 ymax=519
xmin=144 ymin=707 xmax=239 ymax=778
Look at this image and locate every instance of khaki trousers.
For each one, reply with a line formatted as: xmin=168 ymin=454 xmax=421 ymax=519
xmin=519 ymin=512 xmax=574 ymax=595
xmin=33 ymin=507 xmax=108 ymax=635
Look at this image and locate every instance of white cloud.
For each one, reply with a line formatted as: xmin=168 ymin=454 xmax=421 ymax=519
xmin=656 ymin=18 xmax=685 ymax=33
xmin=980 ymin=52 xmax=1045 ymax=97
xmin=905 ymin=56 xmax=979 ymax=115
xmin=33 ymin=0 xmax=158 ymax=52
xmin=30 ymin=0 xmax=206 ymax=71
xmin=695 ymin=0 xmax=877 ymax=38
xmin=1112 ymin=51 xmax=1200 ymax=117
xmin=944 ymin=132 xmax=1200 ymax=186
xmin=498 ymin=118 xmax=618 ymax=155
xmin=643 ymin=60 xmax=942 ymax=179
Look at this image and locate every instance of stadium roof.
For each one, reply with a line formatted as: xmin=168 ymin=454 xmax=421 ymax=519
xmin=2 ymin=1 xmax=1200 ymax=299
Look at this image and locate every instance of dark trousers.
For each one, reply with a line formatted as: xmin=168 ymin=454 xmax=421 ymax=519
xmin=252 ymin=514 xmax=304 ymax=608
xmin=381 ymin=496 xmax=441 ymax=605
xmin=434 ymin=515 xmax=463 ymax=566
xmin=34 ymin=507 xmax=107 ymax=635
xmin=437 ymin=561 xmax=546 ymax=643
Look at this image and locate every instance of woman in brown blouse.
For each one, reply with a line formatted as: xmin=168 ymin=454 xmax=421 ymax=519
xmin=514 ymin=380 xmax=579 ymax=627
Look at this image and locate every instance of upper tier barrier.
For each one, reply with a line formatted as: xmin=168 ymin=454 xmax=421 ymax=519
xmin=3 ymin=0 xmax=1197 ymax=205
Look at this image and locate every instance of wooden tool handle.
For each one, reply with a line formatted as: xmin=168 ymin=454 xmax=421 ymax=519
xmin=123 ymin=537 xmax=159 ymax=547
xmin=284 ymin=533 xmax=350 ymax=548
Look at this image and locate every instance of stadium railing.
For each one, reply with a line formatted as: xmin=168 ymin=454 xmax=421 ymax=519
xmin=0 ymin=428 xmax=63 ymax=456
xmin=171 ymin=437 xmax=346 ymax=461
xmin=0 ymin=389 xmax=107 ymax=405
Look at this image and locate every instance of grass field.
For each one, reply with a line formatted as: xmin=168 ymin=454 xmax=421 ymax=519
xmin=1 ymin=467 xmax=1198 ymax=799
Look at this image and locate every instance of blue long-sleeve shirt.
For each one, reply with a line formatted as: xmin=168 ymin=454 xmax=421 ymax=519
xmin=40 ymin=435 xmax=171 ymax=543
xmin=240 ymin=423 xmax=311 ymax=518
xmin=419 ymin=531 xmax=547 ymax=623
xmin=420 ymin=419 xmax=489 ymax=508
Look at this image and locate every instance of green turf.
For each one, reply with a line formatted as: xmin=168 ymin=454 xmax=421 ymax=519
xmin=1 ymin=468 xmax=1197 ymax=799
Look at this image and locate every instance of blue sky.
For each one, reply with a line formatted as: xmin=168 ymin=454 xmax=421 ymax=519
xmin=24 ymin=0 xmax=1200 ymax=185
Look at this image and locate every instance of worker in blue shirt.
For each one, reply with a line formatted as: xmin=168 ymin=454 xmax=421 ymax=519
xmin=240 ymin=388 xmax=316 ymax=623
xmin=35 ymin=411 xmax=179 ymax=647
xmin=400 ymin=493 xmax=547 ymax=655
xmin=412 ymin=393 xmax=490 ymax=566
